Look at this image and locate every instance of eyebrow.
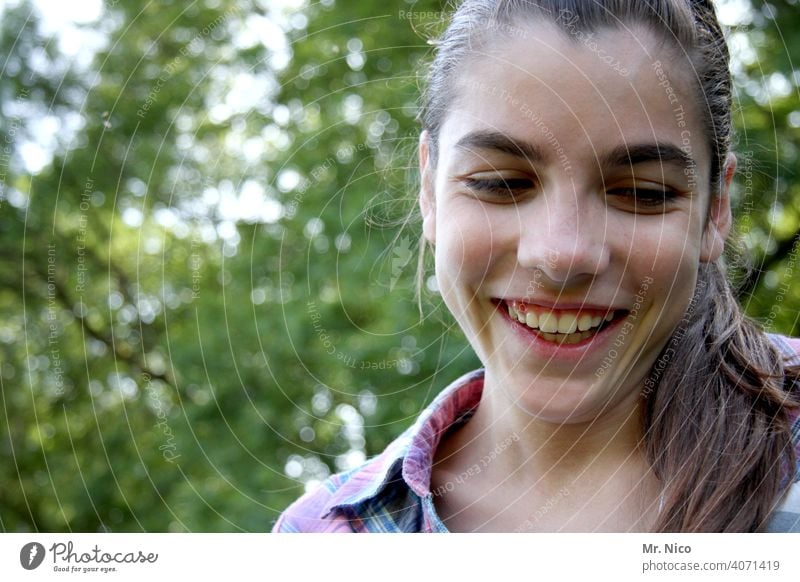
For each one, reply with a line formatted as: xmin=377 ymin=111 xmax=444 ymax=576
xmin=454 ymin=130 xmax=544 ymax=161
xmin=454 ymin=131 xmax=695 ymax=171
xmin=602 ymin=143 xmax=695 ymax=170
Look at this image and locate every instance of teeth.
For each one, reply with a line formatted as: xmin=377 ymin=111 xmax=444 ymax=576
xmin=506 ymin=302 xmax=618 ymax=344
xmin=509 ymin=304 xmax=527 ymax=324
xmin=541 ymin=330 xmax=594 ymax=345
xmin=562 ymin=330 xmax=593 ymax=344
xmin=557 ymin=312 xmax=578 ymax=334
xmin=538 ymin=312 xmax=559 ymax=333
xmin=577 ymin=313 xmax=593 ymax=331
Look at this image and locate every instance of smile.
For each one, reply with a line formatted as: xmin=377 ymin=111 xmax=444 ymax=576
xmin=504 ymin=300 xmax=619 ymax=345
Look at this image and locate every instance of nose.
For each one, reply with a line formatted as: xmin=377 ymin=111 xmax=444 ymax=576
xmin=516 ymin=186 xmax=611 ymax=286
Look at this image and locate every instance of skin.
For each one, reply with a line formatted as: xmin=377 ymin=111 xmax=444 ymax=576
xmin=419 ymin=23 xmax=735 ymax=532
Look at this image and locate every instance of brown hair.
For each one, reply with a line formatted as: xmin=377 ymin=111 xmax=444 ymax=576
xmin=418 ymin=0 xmax=800 ymax=531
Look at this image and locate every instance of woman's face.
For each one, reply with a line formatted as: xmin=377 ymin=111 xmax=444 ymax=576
xmin=420 ymin=23 xmax=732 ymax=424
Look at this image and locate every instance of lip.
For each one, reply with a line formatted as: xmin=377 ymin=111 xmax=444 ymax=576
xmin=495 ymin=298 xmax=630 ymax=362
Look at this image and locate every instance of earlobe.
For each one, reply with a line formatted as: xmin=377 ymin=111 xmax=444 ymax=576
xmin=419 ymin=131 xmax=436 ymax=245
xmin=700 ymin=153 xmax=735 ymax=262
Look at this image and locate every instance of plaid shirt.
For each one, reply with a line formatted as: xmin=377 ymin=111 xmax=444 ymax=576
xmin=273 ymin=334 xmax=800 ymax=533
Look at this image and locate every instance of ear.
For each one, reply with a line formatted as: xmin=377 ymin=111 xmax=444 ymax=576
xmin=700 ymin=152 xmax=735 ymax=262
xmin=419 ymin=131 xmax=436 ymax=244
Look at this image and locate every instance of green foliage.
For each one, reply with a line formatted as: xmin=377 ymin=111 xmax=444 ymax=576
xmin=729 ymin=0 xmax=800 ymax=333
xmin=0 ymin=0 xmax=475 ymax=532
xmin=0 ymin=0 xmax=797 ymax=532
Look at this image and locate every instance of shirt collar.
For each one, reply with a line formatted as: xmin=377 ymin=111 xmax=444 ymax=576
xmin=321 ymin=369 xmax=485 ymax=516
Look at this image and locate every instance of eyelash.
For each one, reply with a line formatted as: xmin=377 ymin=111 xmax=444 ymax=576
xmin=463 ymin=177 xmax=535 ymax=198
xmin=606 ymin=186 xmax=679 ymax=207
xmin=465 ymin=177 xmax=679 ymax=209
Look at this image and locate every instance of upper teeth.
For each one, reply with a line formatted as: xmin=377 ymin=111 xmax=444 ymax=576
xmin=508 ymin=303 xmax=613 ymax=334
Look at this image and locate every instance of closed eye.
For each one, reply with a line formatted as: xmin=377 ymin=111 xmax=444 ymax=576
xmin=606 ymin=185 xmax=679 ymax=209
xmin=463 ymin=176 xmax=536 ymax=200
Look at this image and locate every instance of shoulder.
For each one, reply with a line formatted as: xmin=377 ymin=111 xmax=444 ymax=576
xmin=272 ymin=432 xmax=412 ymax=532
xmin=767 ymin=333 xmax=800 ymax=431
xmin=766 ymin=480 xmax=800 ymax=532
xmin=766 ymin=333 xmax=800 ymax=364
xmin=769 ymin=332 xmax=800 ymax=423
xmin=271 ymin=467 xmax=372 ymax=533
xmin=761 ymin=334 xmax=800 ymax=532
xmin=272 ymin=432 xmax=413 ymax=533
xmin=272 ymin=368 xmax=486 ymax=533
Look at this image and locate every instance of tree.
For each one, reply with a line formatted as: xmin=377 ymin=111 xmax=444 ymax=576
xmin=0 ymin=0 xmax=470 ymax=532
xmin=0 ymin=0 xmax=797 ymax=532
xmin=728 ymin=0 xmax=800 ymax=334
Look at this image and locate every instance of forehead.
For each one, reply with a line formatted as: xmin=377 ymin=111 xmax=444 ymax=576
xmin=441 ymin=23 xmax=707 ymax=170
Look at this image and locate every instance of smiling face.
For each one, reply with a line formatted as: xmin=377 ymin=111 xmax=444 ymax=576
xmin=420 ymin=23 xmax=732 ymax=424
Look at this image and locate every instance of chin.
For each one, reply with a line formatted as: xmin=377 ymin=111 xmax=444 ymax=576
xmin=491 ymin=365 xmax=640 ymax=426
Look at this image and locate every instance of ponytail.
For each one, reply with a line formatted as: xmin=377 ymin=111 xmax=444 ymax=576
xmin=644 ymin=262 xmax=800 ymax=531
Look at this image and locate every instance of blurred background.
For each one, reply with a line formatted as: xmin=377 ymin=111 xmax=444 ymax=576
xmin=0 ymin=0 xmax=798 ymax=532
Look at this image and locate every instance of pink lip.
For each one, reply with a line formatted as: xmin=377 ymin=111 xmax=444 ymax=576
xmin=496 ymin=299 xmax=629 ymax=361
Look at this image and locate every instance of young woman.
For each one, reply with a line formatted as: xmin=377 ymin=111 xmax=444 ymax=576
xmin=274 ymin=0 xmax=800 ymax=532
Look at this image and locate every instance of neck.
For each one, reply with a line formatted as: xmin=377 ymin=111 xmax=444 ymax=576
xmin=463 ymin=371 xmax=651 ymax=490
xmin=430 ymin=372 xmax=663 ymax=531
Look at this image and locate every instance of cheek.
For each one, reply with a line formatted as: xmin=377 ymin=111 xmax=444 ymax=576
xmin=618 ymin=210 xmax=704 ymax=267
xmin=434 ymin=203 xmax=512 ymax=288
xmin=623 ymin=222 xmax=702 ymax=311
